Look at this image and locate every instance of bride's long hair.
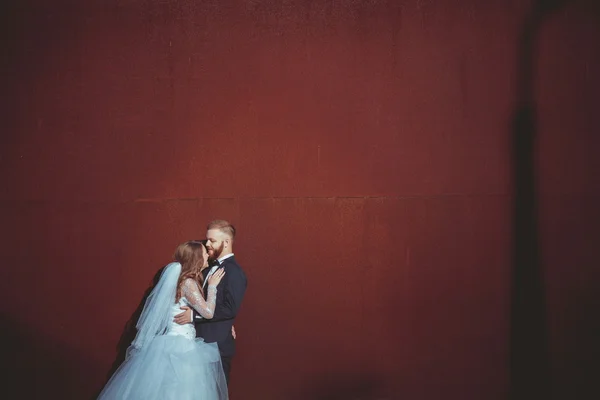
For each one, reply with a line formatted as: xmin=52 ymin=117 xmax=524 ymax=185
xmin=174 ymin=241 xmax=207 ymax=302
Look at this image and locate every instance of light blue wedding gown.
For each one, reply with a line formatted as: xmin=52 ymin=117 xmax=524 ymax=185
xmin=98 ymin=272 xmax=228 ymax=400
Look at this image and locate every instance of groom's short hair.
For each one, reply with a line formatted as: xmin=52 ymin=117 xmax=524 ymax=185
xmin=207 ymin=219 xmax=236 ymax=240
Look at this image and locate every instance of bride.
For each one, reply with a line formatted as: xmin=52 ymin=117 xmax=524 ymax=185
xmin=98 ymin=241 xmax=229 ymax=399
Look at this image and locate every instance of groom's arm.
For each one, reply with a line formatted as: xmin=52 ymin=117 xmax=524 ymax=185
xmin=197 ymin=265 xmax=247 ymax=324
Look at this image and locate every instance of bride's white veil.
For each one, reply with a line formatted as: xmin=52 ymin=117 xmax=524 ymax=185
xmin=126 ymin=262 xmax=181 ymax=359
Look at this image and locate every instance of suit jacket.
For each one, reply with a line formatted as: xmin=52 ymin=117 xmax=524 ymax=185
xmin=193 ymin=256 xmax=247 ymax=357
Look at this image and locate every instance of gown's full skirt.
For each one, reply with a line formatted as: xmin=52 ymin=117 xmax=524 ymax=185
xmin=97 ymin=334 xmax=228 ymax=400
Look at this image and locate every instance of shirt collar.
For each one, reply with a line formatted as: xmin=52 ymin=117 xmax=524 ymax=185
xmin=217 ymin=253 xmax=234 ymax=263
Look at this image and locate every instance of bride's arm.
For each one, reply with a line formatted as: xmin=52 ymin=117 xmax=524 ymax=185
xmin=181 ymin=278 xmax=217 ymax=319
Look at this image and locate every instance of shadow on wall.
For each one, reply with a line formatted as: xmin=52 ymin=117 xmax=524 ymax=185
xmin=0 ymin=314 xmax=104 ymax=400
xmin=509 ymin=1 xmax=569 ymax=400
xmin=561 ymin=288 xmax=600 ymax=398
xmin=301 ymin=373 xmax=387 ymax=400
xmin=0 ymin=1 xmax=80 ymax=155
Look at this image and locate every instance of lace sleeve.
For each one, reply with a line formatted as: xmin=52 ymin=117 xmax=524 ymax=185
xmin=181 ymin=279 xmax=217 ymax=319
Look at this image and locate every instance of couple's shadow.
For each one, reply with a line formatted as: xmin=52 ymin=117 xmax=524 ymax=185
xmin=102 ymin=265 xmax=167 ymax=383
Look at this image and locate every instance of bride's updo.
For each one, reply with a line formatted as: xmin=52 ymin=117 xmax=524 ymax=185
xmin=174 ymin=240 xmax=207 ymax=302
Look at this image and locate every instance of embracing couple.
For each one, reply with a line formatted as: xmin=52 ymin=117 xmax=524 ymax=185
xmin=98 ymin=220 xmax=247 ymax=400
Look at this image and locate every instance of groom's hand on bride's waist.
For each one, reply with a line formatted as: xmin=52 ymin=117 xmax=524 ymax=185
xmin=174 ymin=306 xmax=193 ymax=325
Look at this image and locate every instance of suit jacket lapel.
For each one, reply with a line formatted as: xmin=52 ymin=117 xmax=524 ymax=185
xmin=201 ymin=267 xmax=211 ymax=290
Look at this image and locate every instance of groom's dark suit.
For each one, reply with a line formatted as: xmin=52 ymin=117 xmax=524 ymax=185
xmin=193 ymin=255 xmax=247 ymax=383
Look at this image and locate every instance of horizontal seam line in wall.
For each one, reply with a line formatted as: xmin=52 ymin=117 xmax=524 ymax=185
xmin=133 ymin=194 xmax=510 ymax=202
xmin=0 ymin=193 xmax=515 ymax=205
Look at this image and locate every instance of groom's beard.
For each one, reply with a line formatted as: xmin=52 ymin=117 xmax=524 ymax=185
xmin=209 ymin=242 xmax=225 ymax=261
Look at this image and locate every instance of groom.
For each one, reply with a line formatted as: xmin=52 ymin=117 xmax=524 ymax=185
xmin=174 ymin=219 xmax=247 ymax=384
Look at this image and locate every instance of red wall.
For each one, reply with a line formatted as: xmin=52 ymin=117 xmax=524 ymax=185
xmin=1 ymin=1 xmax=598 ymax=399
